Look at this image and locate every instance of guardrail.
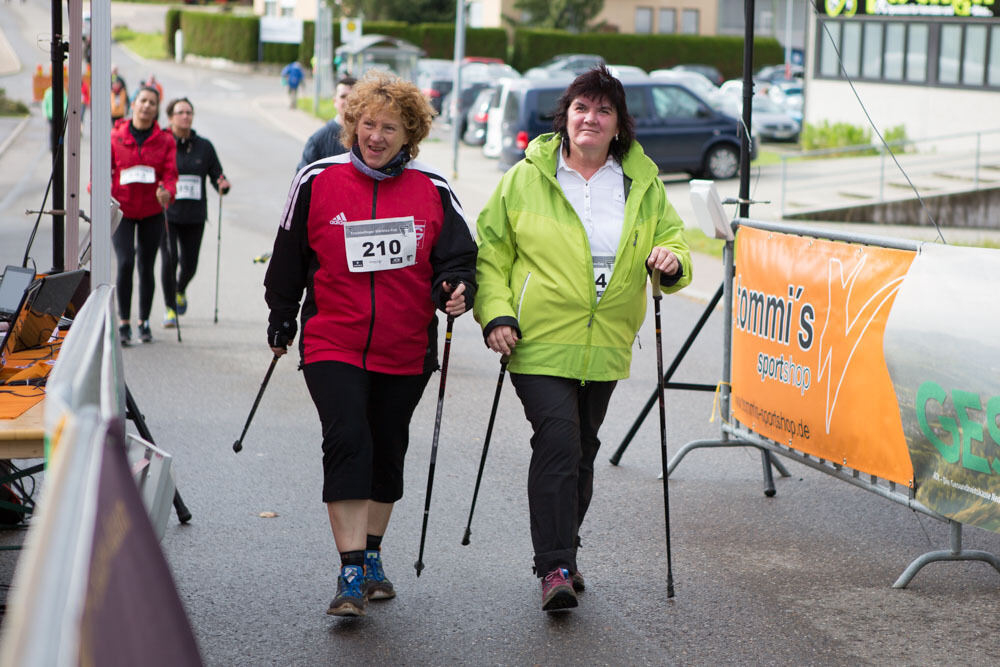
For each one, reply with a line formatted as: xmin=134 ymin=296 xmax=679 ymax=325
xmin=778 ymin=128 xmax=1000 ymax=219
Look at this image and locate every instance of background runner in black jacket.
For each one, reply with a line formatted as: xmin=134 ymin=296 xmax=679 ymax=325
xmin=160 ymin=97 xmax=230 ymax=328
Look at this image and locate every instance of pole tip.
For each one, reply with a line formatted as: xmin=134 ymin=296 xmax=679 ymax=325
xmin=233 ymin=440 xmax=242 ymax=453
xmin=461 ymin=529 xmax=471 ymax=546
xmin=414 ymin=561 xmax=424 ymax=577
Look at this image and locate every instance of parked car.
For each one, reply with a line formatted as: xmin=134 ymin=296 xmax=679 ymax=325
xmin=713 ymin=93 xmax=800 ymax=142
xmin=767 ymin=81 xmax=803 ymax=124
xmin=493 ymin=77 xmax=751 ymax=179
xmin=649 ymin=69 xmax=718 ymax=101
xmin=608 ymin=64 xmax=648 ymax=79
xmin=416 ymin=58 xmax=456 ymax=115
xmin=524 ymin=54 xmax=605 ymax=79
xmin=463 ymin=86 xmax=497 ymax=146
xmin=441 ymin=81 xmax=493 ymax=135
xmin=670 ymin=63 xmax=725 ymax=86
xmin=755 ymin=63 xmax=804 ymax=84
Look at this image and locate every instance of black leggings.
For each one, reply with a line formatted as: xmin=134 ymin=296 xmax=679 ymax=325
xmin=509 ymin=373 xmax=617 ymax=577
xmin=112 ymin=213 xmax=164 ymax=322
xmin=160 ymin=222 xmax=206 ymax=309
xmin=303 ymin=360 xmax=431 ymax=504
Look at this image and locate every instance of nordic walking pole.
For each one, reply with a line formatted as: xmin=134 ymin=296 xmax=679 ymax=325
xmin=161 ymin=204 xmax=182 ymax=343
xmin=233 ymin=354 xmax=280 ymax=453
xmin=461 ymin=354 xmax=508 ymax=546
xmin=652 ymin=269 xmax=675 ymax=598
xmin=415 ymin=315 xmax=455 ymax=576
xmin=213 ymin=189 xmax=223 ymax=324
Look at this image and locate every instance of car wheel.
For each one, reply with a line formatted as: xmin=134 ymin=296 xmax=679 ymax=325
xmin=702 ymin=144 xmax=739 ymax=180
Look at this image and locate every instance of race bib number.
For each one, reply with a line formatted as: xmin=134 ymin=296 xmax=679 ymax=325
xmin=175 ymin=175 xmax=202 ymax=200
xmin=120 ymin=165 xmax=155 ymax=185
xmin=344 ymin=216 xmax=417 ymax=273
xmin=593 ymin=255 xmax=615 ymax=300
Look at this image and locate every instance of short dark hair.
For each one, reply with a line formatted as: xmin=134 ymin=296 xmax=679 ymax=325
xmin=166 ymin=97 xmax=193 ymax=117
xmin=338 ymin=75 xmax=357 ymax=87
xmin=552 ymin=65 xmax=635 ymax=164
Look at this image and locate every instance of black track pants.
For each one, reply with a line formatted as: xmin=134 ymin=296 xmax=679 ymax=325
xmin=509 ymin=373 xmax=617 ymax=577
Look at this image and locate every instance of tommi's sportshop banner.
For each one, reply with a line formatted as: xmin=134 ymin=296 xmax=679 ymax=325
xmin=883 ymin=243 xmax=1000 ymax=532
xmin=730 ymin=226 xmax=916 ymax=486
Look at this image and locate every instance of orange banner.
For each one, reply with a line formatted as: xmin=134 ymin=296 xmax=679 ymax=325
xmin=730 ymin=226 xmax=917 ymax=485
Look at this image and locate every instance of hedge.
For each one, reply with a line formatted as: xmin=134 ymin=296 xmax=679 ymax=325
xmin=165 ymin=11 xmax=780 ymax=76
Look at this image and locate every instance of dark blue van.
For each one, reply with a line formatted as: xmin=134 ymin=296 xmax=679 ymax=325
xmin=496 ymin=77 xmax=751 ymax=179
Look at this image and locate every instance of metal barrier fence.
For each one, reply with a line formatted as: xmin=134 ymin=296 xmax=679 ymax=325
xmin=779 ymin=128 xmax=1000 ymax=219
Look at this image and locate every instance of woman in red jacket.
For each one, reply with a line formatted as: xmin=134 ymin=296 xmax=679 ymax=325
xmin=264 ymin=70 xmax=476 ymax=618
xmin=111 ymin=86 xmax=177 ymax=344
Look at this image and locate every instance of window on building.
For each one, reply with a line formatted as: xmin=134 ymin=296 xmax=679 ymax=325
xmin=939 ymin=24 xmax=962 ymax=84
xmin=264 ymin=0 xmax=278 ymax=16
xmin=842 ymin=22 xmax=861 ymax=78
xmin=819 ymin=21 xmax=841 ymax=77
xmin=963 ymin=25 xmax=987 ymax=86
xmin=681 ymin=9 xmax=699 ymax=34
xmin=862 ymin=23 xmax=883 ymax=79
xmin=636 ymin=7 xmax=653 ymax=34
xmin=905 ymin=24 xmax=928 ymax=82
xmin=658 ymin=8 xmax=676 ymax=34
xmin=990 ymin=26 xmax=1000 ymax=87
xmin=884 ymin=23 xmax=905 ymax=81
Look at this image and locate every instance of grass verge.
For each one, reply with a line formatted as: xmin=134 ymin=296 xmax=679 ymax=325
xmin=112 ymin=27 xmax=167 ymax=61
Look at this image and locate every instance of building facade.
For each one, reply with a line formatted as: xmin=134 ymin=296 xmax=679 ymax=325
xmin=804 ymin=0 xmax=1000 ymax=140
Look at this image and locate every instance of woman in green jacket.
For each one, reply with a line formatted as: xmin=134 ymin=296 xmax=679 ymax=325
xmin=474 ymin=66 xmax=692 ymax=612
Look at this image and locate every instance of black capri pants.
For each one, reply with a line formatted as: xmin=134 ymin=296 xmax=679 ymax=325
xmin=303 ymin=360 xmax=431 ymax=504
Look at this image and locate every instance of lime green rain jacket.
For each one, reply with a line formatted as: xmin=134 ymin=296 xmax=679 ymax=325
xmin=474 ymin=133 xmax=692 ymax=382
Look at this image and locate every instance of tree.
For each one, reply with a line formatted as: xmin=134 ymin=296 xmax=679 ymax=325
xmin=338 ymin=0 xmax=455 ymax=23
xmin=507 ymin=0 xmax=605 ymax=32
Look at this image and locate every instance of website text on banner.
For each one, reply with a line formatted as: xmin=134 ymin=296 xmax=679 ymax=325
xmin=729 ymin=226 xmax=915 ymax=486
xmin=884 ymin=243 xmax=1000 ymax=533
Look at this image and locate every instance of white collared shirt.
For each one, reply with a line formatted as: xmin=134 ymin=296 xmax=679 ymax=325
xmin=557 ymin=151 xmax=626 ymax=300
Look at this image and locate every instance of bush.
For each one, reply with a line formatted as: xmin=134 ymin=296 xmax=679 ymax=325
xmin=165 ymin=8 xmax=181 ymax=58
xmin=800 ymin=121 xmax=909 ymax=156
xmin=0 ymin=88 xmax=29 ymax=116
xmin=180 ymin=12 xmax=258 ymax=62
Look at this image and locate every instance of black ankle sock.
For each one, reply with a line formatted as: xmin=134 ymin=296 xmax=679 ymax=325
xmin=340 ymin=550 xmax=365 ymax=568
xmin=366 ymin=534 xmax=383 ymax=552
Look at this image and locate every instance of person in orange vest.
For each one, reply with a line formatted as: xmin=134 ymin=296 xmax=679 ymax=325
xmin=111 ymin=76 xmax=128 ymax=123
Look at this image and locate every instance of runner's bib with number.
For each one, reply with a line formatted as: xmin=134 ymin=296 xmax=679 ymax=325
xmin=593 ymin=255 xmax=615 ymax=301
xmin=344 ymin=216 xmax=417 ymax=272
xmin=175 ymin=174 xmax=202 ymax=200
xmin=120 ymin=165 xmax=156 ymax=185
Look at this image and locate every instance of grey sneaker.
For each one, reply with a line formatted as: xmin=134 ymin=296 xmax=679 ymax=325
xmin=327 ymin=565 xmax=367 ymax=617
xmin=363 ymin=550 xmax=396 ymax=600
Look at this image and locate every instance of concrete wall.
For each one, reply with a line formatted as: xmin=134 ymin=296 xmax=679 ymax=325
xmin=785 ymin=187 xmax=1000 ymax=229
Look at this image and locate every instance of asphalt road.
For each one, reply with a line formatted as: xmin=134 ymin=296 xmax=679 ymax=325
xmin=2 ymin=2 xmax=1000 ymax=665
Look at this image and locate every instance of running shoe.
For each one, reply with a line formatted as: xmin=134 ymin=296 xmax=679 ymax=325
xmin=541 ymin=567 xmax=578 ymax=611
xmin=138 ymin=321 xmax=153 ymax=343
xmin=162 ymin=308 xmax=177 ymax=329
xmin=327 ymin=564 xmax=367 ymax=617
xmin=571 ymin=570 xmax=585 ymax=593
xmin=119 ymin=323 xmax=132 ymax=347
xmin=175 ymin=292 xmax=187 ymax=315
xmin=363 ymin=550 xmax=396 ymax=600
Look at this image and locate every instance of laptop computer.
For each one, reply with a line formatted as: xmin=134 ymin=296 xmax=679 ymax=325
xmin=0 ymin=265 xmax=36 ymax=323
xmin=0 ymin=270 xmax=86 ymax=365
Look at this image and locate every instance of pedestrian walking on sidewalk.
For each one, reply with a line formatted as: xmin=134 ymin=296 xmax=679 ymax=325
xmin=110 ymin=86 xmax=177 ymax=345
xmin=159 ymin=97 xmax=230 ymax=329
xmin=473 ymin=65 xmax=692 ymax=612
xmin=296 ymin=75 xmax=356 ymax=171
xmin=264 ymin=69 xmax=477 ymax=618
xmin=280 ymin=61 xmax=305 ymax=109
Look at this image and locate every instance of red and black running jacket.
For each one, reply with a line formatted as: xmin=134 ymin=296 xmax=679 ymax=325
xmin=264 ymin=153 xmax=477 ymax=374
